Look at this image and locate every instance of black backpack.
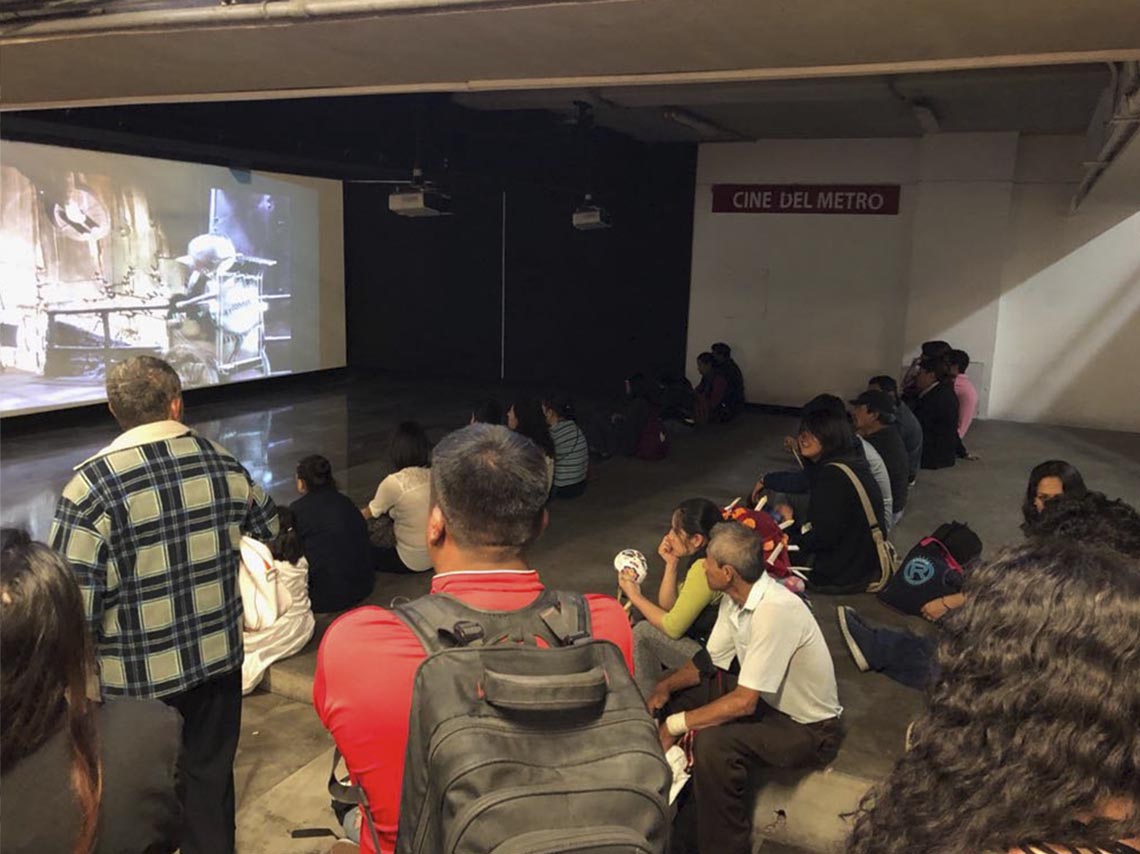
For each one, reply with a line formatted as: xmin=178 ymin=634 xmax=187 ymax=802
xmin=387 ymin=589 xmax=672 ymax=854
xmin=877 ymin=521 xmax=983 ymax=616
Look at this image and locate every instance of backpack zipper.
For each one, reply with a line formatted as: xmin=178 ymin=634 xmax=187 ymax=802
xmin=407 ymin=712 xmax=661 ymax=852
xmin=441 ymin=782 xmax=669 ymax=854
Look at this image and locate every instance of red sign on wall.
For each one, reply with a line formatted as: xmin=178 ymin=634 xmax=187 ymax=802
xmin=711 ymin=184 xmax=901 ymax=215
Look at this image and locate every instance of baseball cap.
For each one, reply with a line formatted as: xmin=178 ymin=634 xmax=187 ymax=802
xmin=849 ymin=390 xmax=897 ymax=423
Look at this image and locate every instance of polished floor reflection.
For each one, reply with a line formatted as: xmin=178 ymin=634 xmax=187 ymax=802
xmin=4 ymin=373 xmax=1140 ymax=805
xmin=0 ymin=373 xmax=506 ymax=540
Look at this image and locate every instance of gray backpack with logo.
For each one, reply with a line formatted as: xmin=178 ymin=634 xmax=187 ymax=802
xmin=391 ymin=589 xmax=671 ymax=854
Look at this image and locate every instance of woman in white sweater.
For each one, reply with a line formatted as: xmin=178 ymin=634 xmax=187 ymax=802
xmin=363 ymin=421 xmax=434 ymax=573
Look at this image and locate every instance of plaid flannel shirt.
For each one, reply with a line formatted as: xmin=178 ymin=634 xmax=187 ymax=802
xmin=50 ymin=420 xmax=279 ymax=699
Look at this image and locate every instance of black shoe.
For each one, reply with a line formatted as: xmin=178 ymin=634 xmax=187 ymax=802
xmin=836 ymin=606 xmax=872 ymax=672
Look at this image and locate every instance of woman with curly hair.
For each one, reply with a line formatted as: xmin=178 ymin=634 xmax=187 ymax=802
xmin=845 ymin=538 xmax=1140 ymax=854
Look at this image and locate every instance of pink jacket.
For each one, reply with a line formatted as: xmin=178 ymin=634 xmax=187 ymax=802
xmin=954 ymin=374 xmax=978 ymax=438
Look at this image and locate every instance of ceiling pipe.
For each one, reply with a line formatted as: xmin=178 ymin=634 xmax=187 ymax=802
xmin=0 ymin=0 xmax=584 ymax=39
xmin=661 ymin=107 xmax=750 ymax=141
xmin=1071 ymin=61 xmax=1140 ymax=212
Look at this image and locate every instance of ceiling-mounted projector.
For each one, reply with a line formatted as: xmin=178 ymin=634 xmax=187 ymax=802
xmin=572 ymin=201 xmax=611 ymax=230
xmin=389 ymin=187 xmax=452 ymax=217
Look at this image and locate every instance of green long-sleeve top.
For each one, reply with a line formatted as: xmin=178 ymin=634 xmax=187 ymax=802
xmin=660 ymin=558 xmax=721 ymax=640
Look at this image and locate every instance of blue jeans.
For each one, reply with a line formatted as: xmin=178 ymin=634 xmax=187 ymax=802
xmin=866 ymin=625 xmax=937 ymax=690
xmin=341 ymin=806 xmax=361 ymax=844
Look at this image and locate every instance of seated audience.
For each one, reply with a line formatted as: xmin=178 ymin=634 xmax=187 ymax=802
xmin=469 ymin=398 xmax=503 ymax=425
xmin=773 ymin=407 xmax=886 ymax=593
xmin=694 ymin=352 xmax=736 ymax=423
xmin=1021 ymin=459 xmax=1088 ymax=534
xmin=868 ymin=375 xmax=922 ymax=485
xmin=1 ymin=529 xmax=181 ymax=854
xmin=850 ymin=390 xmax=910 ymax=523
xmin=617 ymin=498 xmax=724 ymax=694
xmin=290 ymin=455 xmax=374 ymax=613
xmin=710 ymin=342 xmax=745 ymax=414
xmin=586 ymin=374 xmax=668 ymax=461
xmin=508 ymin=398 xmax=557 ymax=488
xmin=649 ymin=522 xmax=841 ymax=854
xmin=754 ymin=394 xmax=891 ymax=531
xmin=844 ymin=536 xmax=1140 ymax=854
xmin=901 ymin=339 xmax=951 ymax=400
xmin=837 ymin=464 xmax=1106 ymax=691
xmin=542 ymin=394 xmax=590 ymax=499
xmin=313 ymin=424 xmax=634 ymax=854
xmin=658 ymin=372 xmax=697 ymax=423
xmin=363 ymin=421 xmax=433 ymax=574
xmin=911 ymin=355 xmax=960 ymax=470
xmin=241 ymin=508 xmax=316 ymax=694
xmin=948 ymin=349 xmax=979 ymax=460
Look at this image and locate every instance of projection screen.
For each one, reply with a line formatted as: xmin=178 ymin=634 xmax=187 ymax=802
xmin=0 ymin=140 xmax=345 ymax=417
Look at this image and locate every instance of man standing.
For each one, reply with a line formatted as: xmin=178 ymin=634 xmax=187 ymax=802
xmin=948 ymin=349 xmax=980 ymax=460
xmin=313 ymin=424 xmax=633 ymax=854
xmin=648 ymin=522 xmax=842 ymax=853
xmin=50 ymin=355 xmax=278 ymax=854
xmin=849 ymin=389 xmax=910 ymax=524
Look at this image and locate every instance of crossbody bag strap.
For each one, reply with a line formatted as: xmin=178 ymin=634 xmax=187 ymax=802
xmin=827 ymin=462 xmax=882 ymax=535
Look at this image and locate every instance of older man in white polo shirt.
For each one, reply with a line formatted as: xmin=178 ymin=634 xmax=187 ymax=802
xmin=646 ymin=521 xmax=842 ymax=853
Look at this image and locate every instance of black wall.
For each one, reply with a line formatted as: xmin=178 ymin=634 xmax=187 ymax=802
xmin=345 ymin=134 xmax=697 ymax=391
xmin=345 ymin=184 xmax=505 ymax=380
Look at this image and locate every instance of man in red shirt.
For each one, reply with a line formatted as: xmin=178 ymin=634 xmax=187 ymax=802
xmin=313 ymin=424 xmax=634 ymax=854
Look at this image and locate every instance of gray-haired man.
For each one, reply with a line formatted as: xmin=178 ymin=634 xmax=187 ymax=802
xmin=646 ymin=521 xmax=842 ymax=853
xmin=51 ymin=355 xmax=278 ymax=854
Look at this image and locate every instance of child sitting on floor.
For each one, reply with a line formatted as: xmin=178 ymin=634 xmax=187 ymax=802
xmin=241 ymin=507 xmax=316 ymax=694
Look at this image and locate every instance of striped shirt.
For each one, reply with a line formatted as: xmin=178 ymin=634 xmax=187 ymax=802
xmin=50 ymin=420 xmax=279 ymax=699
xmin=549 ymin=419 xmax=589 ymax=488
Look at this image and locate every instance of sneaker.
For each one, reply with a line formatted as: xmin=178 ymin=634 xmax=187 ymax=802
xmin=836 ymin=606 xmax=872 ymax=672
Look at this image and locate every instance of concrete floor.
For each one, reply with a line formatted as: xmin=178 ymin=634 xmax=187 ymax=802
xmin=4 ymin=373 xmax=1140 ymax=853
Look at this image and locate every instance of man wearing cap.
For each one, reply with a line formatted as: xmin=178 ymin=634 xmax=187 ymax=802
xmin=850 ymin=389 xmax=909 ymax=525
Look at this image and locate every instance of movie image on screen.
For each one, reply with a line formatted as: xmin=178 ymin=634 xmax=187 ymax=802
xmin=0 ymin=141 xmax=325 ymax=417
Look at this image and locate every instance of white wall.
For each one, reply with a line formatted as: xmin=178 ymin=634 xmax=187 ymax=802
xmin=988 ymin=136 xmax=1140 ymax=431
xmin=900 ymin=134 xmax=1018 ymax=417
xmin=687 ymin=139 xmax=917 ymax=406
xmin=687 ymin=132 xmax=1140 ymax=431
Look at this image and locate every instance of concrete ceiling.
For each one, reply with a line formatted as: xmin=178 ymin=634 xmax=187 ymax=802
xmin=453 ymin=66 xmax=1113 ymax=141
xmin=2 ymin=0 xmax=1140 ymax=111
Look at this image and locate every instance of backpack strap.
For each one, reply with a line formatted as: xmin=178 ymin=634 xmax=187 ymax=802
xmin=539 ymin=590 xmax=592 ymax=646
xmin=327 ymin=748 xmax=383 ymax=854
xmin=394 ymin=593 xmax=493 ymax=654
xmin=924 ymin=537 xmax=965 ymax=573
xmin=394 ymin=588 xmax=593 ymax=654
